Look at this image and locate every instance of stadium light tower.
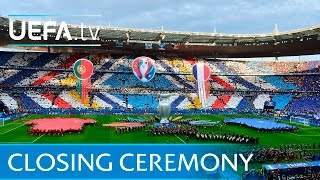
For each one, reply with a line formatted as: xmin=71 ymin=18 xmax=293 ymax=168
xmin=273 ymin=24 xmax=279 ymax=35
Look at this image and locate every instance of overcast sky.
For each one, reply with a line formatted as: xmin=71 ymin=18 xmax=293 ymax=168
xmin=0 ymin=0 xmax=319 ymax=34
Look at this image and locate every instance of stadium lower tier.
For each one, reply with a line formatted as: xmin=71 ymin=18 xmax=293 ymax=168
xmin=0 ymin=91 xmax=319 ymax=113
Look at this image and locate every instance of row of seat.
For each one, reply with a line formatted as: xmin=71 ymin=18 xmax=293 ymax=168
xmin=0 ymin=91 xmax=317 ymax=113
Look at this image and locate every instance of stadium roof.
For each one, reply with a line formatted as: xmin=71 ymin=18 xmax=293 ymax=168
xmin=1 ymin=16 xmax=320 ymax=58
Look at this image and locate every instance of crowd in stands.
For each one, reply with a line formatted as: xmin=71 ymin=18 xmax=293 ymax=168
xmin=265 ymin=168 xmax=320 ymax=180
xmin=241 ymin=144 xmax=320 ymax=179
xmin=0 ymin=52 xmax=319 ymax=114
xmin=244 ymin=167 xmax=320 ymax=180
xmin=241 ymin=143 xmax=320 ymax=163
xmin=288 ymin=95 xmax=320 ymax=113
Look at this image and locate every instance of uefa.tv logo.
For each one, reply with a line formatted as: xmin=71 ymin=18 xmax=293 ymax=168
xmin=9 ymin=19 xmax=100 ymax=41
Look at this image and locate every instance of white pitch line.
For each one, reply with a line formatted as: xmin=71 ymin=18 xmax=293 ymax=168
xmin=0 ymin=142 xmax=31 ymax=144
xmin=0 ymin=124 xmax=25 ymax=134
xmin=300 ymin=127 xmax=320 ymax=130
xmin=0 ymin=122 xmax=24 ymax=127
xmin=0 ymin=135 xmax=44 ymax=144
xmin=175 ymin=134 xmax=186 ymax=144
xmin=289 ymin=133 xmax=320 ymax=137
xmin=32 ymin=134 xmax=45 ymax=143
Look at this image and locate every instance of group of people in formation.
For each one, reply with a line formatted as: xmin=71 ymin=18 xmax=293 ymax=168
xmin=194 ymin=132 xmax=259 ymax=144
xmin=149 ymin=123 xmax=259 ymax=144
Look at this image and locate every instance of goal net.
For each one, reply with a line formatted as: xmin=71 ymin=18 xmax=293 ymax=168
xmin=290 ymin=116 xmax=310 ymax=126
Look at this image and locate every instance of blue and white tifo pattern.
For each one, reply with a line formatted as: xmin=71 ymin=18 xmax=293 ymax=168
xmin=0 ymin=52 xmax=319 ymax=112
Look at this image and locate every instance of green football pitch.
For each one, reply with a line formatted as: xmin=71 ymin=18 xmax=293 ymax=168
xmin=0 ymin=114 xmax=319 ymax=146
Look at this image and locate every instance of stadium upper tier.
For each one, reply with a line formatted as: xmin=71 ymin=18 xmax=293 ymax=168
xmin=0 ymin=52 xmax=319 ymax=113
xmin=1 ymin=16 xmax=320 ymax=57
xmin=1 ymin=16 xmax=319 ymax=44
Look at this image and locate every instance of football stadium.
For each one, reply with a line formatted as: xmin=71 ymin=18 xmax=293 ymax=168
xmin=0 ymin=1 xmax=320 ymax=179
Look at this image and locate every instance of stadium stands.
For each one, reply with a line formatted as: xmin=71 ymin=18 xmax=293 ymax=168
xmin=288 ymin=95 xmax=320 ymax=113
xmin=0 ymin=52 xmax=319 ymax=114
xmin=0 ymin=93 xmax=18 ymax=110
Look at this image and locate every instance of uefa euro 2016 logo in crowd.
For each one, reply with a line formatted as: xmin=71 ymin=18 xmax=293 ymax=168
xmin=132 ymin=56 xmax=156 ymax=82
